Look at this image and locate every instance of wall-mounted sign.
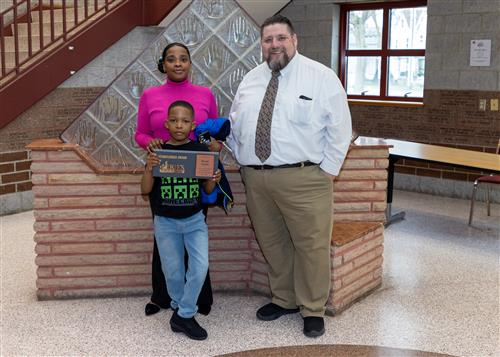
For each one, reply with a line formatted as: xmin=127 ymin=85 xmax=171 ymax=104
xmin=470 ymin=39 xmax=491 ymax=66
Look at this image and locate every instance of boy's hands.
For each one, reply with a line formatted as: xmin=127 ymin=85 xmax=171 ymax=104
xmin=203 ymin=169 xmax=221 ymax=195
xmin=147 ymin=139 xmax=164 ymax=153
xmin=211 ymin=169 xmax=221 ymax=183
xmin=145 ymin=152 xmax=160 ymax=172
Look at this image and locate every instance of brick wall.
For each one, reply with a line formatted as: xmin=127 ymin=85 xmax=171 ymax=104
xmin=0 ymin=87 xmax=103 ymax=214
xmin=351 ymin=89 xmax=500 ymax=182
xmin=28 ymin=139 xmax=389 ymax=299
xmin=0 ymin=151 xmax=32 ymax=195
xmin=1 ymin=88 xmax=104 ymax=153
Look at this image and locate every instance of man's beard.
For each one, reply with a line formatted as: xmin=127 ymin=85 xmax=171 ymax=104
xmin=266 ymin=50 xmax=290 ymax=71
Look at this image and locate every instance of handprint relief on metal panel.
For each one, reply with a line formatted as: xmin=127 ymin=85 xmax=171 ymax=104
xmin=151 ymin=41 xmax=164 ymax=65
xmin=202 ymin=42 xmax=231 ymax=77
xmin=228 ymin=66 xmax=246 ymax=96
xmin=219 ymin=143 xmax=237 ymax=167
xmin=176 ymin=17 xmax=201 ymax=47
xmin=77 ymin=119 xmax=97 ymax=150
xmin=214 ymin=91 xmax=227 ymax=118
xmin=212 ymin=86 xmax=232 ymax=117
xmin=189 ymin=66 xmax=211 ymax=87
xmin=141 ymin=40 xmax=166 ymax=76
xmin=230 ymin=16 xmax=255 ymax=48
xmin=248 ymin=53 xmax=262 ymax=67
xmin=128 ymin=71 xmax=146 ymax=99
xmin=97 ymin=142 xmax=127 ymax=168
xmin=97 ymin=95 xmax=130 ymax=128
xmin=127 ymin=122 xmax=141 ymax=151
xmin=204 ymin=0 xmax=224 ymax=19
xmin=243 ymin=44 xmax=263 ymax=68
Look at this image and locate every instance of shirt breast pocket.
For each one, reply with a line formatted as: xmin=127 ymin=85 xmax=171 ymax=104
xmin=290 ymin=97 xmax=314 ymax=126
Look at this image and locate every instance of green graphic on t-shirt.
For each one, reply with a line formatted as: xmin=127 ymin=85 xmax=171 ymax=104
xmin=160 ymin=177 xmax=200 ymax=200
xmin=190 ymin=185 xmax=199 ymax=197
xmin=160 ymin=186 xmax=171 ymax=198
xmin=174 ymin=186 xmax=187 ymax=199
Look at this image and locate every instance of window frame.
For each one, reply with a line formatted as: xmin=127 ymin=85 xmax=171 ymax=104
xmin=339 ymin=0 xmax=427 ymax=103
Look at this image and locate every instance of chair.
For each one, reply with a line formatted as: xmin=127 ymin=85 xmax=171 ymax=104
xmin=468 ymin=140 xmax=500 ymax=225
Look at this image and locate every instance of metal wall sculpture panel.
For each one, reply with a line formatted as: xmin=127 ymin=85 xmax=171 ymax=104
xmin=61 ymin=0 xmax=261 ymax=170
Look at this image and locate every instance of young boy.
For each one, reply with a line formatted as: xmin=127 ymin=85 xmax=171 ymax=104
xmin=141 ymin=100 xmax=221 ymax=341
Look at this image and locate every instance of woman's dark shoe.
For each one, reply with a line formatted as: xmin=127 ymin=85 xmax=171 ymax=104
xmin=145 ymin=302 xmax=161 ymax=316
xmin=170 ymin=311 xmax=208 ymax=340
xmin=198 ymin=304 xmax=211 ymax=316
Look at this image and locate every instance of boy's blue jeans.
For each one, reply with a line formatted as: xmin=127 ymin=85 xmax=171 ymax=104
xmin=153 ymin=211 xmax=209 ymax=318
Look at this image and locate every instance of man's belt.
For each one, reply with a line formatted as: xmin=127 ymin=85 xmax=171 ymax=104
xmin=246 ymin=161 xmax=317 ymax=170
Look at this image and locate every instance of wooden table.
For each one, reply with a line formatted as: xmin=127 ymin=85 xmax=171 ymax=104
xmin=386 ymin=139 xmax=500 ymax=172
xmin=374 ymin=138 xmax=500 ymax=225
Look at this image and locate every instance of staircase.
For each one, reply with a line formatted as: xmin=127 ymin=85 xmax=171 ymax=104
xmin=0 ymin=0 xmax=180 ymax=129
xmin=1 ymin=0 xmax=121 ymax=82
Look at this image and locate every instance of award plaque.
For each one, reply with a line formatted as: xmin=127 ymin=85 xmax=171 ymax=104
xmin=153 ymin=149 xmax=219 ymax=179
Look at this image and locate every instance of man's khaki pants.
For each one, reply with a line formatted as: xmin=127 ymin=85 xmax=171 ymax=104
xmin=241 ymin=165 xmax=333 ymax=317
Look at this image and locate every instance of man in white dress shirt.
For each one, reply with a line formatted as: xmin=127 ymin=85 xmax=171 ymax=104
xmin=227 ymin=14 xmax=352 ymax=337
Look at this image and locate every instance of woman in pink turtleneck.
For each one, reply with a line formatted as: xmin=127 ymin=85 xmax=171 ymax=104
xmin=135 ymin=42 xmax=217 ymax=317
xmin=136 ymin=44 xmax=219 ymax=151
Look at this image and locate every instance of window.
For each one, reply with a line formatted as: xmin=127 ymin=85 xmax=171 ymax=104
xmin=339 ymin=1 xmax=427 ymax=102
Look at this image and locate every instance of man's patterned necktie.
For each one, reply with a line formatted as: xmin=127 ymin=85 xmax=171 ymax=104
xmin=255 ymin=70 xmax=280 ymax=162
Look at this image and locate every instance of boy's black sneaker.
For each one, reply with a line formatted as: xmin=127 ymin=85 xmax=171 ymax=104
xmin=170 ymin=311 xmax=208 ymax=340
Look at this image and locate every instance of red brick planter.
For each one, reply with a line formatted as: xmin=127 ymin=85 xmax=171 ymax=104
xmin=27 ymin=138 xmax=389 ymax=313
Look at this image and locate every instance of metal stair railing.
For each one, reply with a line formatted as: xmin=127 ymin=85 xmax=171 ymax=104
xmin=0 ymin=0 xmax=123 ymax=87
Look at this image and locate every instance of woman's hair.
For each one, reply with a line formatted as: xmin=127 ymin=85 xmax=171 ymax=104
xmin=168 ymin=100 xmax=194 ymax=118
xmin=157 ymin=42 xmax=191 ymax=73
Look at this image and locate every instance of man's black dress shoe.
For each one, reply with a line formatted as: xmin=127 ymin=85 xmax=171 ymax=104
xmin=303 ymin=316 xmax=325 ymax=337
xmin=256 ymin=303 xmax=299 ymax=321
xmin=170 ymin=311 xmax=208 ymax=340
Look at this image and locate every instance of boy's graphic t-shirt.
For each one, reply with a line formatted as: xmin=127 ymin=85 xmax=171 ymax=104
xmin=150 ymin=141 xmax=209 ymax=219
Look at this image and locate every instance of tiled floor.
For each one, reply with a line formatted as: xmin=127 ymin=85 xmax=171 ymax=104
xmin=0 ymin=190 xmax=498 ymax=357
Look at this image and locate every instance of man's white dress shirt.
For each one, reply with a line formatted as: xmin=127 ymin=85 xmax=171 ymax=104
xmin=227 ymin=52 xmax=352 ymax=175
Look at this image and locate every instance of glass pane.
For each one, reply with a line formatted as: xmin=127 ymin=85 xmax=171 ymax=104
xmin=348 ymin=9 xmax=383 ymax=49
xmin=387 ymin=56 xmax=425 ymax=97
xmin=346 ymin=56 xmax=381 ymax=96
xmin=390 ymin=7 xmax=427 ymax=49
